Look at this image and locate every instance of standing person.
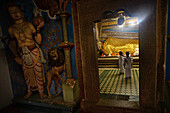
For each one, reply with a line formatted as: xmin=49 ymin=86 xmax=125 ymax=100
xmin=124 ymin=52 xmax=133 ymax=78
xmin=8 ymin=4 xmax=46 ymax=98
xmin=118 ymin=51 xmax=124 ymax=75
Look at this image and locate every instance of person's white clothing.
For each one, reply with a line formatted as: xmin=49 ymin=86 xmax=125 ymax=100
xmin=119 ymin=55 xmax=124 ymax=74
xmin=124 ymin=56 xmax=133 ymax=78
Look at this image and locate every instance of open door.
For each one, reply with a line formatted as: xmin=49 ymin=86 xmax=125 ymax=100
xmin=72 ymin=0 xmax=168 ymax=112
xmin=94 ymin=10 xmax=140 ymax=102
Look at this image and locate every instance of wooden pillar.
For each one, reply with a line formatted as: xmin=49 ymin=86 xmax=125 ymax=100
xmin=156 ymin=0 xmax=168 ymax=104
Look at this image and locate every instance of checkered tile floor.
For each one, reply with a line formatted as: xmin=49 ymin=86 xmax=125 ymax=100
xmin=99 ymin=68 xmax=139 ymax=96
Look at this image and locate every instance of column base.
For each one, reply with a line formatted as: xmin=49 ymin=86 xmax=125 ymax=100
xmin=62 ymin=79 xmax=79 ymax=102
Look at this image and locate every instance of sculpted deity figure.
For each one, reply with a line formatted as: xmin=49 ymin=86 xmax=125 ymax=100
xmin=8 ymin=4 xmax=46 ymax=98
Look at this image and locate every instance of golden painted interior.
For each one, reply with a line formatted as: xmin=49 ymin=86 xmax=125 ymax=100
xmin=101 ymin=37 xmax=139 ymax=55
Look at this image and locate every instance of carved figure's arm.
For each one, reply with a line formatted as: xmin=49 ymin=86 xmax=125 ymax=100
xmin=8 ymin=27 xmax=19 ymax=57
xmin=29 ymin=22 xmax=42 ymax=45
xmin=8 ymin=27 xmax=22 ymax=65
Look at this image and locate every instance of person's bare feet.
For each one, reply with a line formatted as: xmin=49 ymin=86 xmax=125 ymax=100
xmin=40 ymin=92 xmax=47 ymax=98
xmin=24 ymin=92 xmax=32 ymax=99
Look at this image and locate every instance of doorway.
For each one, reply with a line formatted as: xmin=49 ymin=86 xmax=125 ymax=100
xmin=94 ymin=10 xmax=139 ymax=101
xmin=72 ymin=0 xmax=167 ymax=112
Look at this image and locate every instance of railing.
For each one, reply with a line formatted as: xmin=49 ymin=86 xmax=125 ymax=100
xmin=98 ymin=56 xmax=139 ymax=68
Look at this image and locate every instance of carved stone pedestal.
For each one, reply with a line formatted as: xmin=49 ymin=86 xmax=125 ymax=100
xmin=13 ymin=94 xmax=81 ymax=113
xmin=62 ymin=79 xmax=79 ymax=102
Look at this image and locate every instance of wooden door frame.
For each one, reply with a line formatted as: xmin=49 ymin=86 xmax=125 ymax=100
xmin=71 ymin=0 xmax=168 ymax=112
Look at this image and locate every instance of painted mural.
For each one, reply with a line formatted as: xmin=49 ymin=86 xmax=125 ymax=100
xmin=0 ymin=0 xmax=77 ymax=97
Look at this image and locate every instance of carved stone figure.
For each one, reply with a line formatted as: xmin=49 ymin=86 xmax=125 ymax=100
xmin=8 ymin=4 xmax=46 ymax=98
xmin=46 ymin=47 xmax=66 ymax=97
